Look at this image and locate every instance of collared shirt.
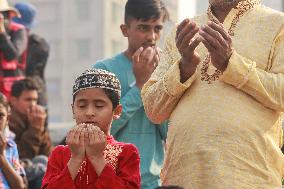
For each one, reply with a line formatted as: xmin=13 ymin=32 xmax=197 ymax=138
xmin=0 ymin=139 xmax=26 ymax=189
xmin=142 ymin=0 xmax=284 ymax=188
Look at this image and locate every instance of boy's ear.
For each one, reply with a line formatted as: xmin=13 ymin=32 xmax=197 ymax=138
xmin=120 ymin=24 xmax=128 ymax=37
xmin=113 ymin=104 xmax=122 ymax=120
xmin=71 ymin=103 xmax=75 ymax=119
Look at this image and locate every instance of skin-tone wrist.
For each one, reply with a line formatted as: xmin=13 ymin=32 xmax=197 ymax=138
xmin=179 ymin=56 xmax=200 ymax=83
xmin=88 ymin=154 xmax=106 ymax=176
xmin=67 ymin=156 xmax=84 ymax=180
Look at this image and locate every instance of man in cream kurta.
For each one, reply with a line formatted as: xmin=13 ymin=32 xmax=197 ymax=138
xmin=141 ymin=0 xmax=284 ymax=188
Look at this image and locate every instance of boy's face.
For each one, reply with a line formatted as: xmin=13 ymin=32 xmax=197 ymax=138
xmin=10 ymin=90 xmax=38 ymax=115
xmin=0 ymin=104 xmax=8 ymax=132
xmin=121 ymin=17 xmax=164 ymax=53
xmin=72 ymin=88 xmax=122 ymax=135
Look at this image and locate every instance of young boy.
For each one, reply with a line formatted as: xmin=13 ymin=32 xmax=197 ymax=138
xmin=0 ymin=92 xmax=27 ymax=189
xmin=94 ymin=0 xmax=169 ymax=188
xmin=41 ymin=69 xmax=141 ymax=188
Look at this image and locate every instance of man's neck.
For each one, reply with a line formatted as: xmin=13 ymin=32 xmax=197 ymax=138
xmin=211 ymin=0 xmax=242 ymax=23
xmin=124 ymin=49 xmax=134 ymax=62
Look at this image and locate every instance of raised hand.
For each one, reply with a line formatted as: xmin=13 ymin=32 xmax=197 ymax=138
xmin=199 ymin=21 xmax=233 ymax=72
xmin=132 ymin=46 xmax=159 ymax=89
xmin=27 ymin=104 xmax=47 ymax=132
xmin=85 ymin=125 xmax=106 ymax=159
xmin=176 ymin=18 xmax=202 ymax=82
xmin=66 ymin=125 xmax=87 ymax=161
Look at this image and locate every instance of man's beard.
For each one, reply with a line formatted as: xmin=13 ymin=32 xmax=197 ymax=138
xmin=209 ymin=0 xmax=238 ymax=6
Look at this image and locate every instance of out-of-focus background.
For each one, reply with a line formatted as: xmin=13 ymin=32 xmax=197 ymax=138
xmin=9 ymin=0 xmax=284 ymax=143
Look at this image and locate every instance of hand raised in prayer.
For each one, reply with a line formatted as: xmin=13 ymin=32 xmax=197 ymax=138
xmin=176 ymin=18 xmax=202 ymax=82
xmin=85 ymin=125 xmax=106 ymax=159
xmin=132 ymin=46 xmax=159 ymax=89
xmin=199 ymin=21 xmax=233 ymax=72
xmin=27 ymin=105 xmax=47 ymax=132
xmin=66 ymin=125 xmax=87 ymax=161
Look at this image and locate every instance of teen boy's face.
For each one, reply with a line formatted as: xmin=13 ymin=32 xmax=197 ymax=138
xmin=121 ymin=17 xmax=164 ymax=53
xmin=10 ymin=90 xmax=38 ymax=115
xmin=0 ymin=104 xmax=8 ymax=132
xmin=72 ymin=88 xmax=122 ymax=135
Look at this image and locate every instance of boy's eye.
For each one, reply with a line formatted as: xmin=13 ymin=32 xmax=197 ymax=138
xmin=138 ymin=25 xmax=148 ymax=32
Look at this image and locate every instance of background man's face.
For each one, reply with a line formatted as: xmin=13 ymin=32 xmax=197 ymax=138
xmin=123 ymin=17 xmax=164 ymax=52
xmin=11 ymin=90 xmax=38 ymax=115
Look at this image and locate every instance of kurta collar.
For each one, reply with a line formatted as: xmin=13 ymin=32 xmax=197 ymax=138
xmin=207 ymin=0 xmax=261 ymax=33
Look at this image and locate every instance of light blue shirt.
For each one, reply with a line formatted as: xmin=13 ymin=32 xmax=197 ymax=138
xmin=0 ymin=139 xmax=25 ymax=189
xmin=94 ymin=53 xmax=168 ymax=189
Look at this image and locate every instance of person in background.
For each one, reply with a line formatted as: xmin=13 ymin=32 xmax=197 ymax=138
xmin=9 ymin=78 xmax=52 ymax=189
xmin=94 ymin=0 xmax=169 ymax=188
xmin=42 ymin=68 xmax=141 ymax=189
xmin=0 ymin=92 xmax=27 ymax=189
xmin=0 ymin=0 xmax=28 ymax=99
xmin=142 ymin=0 xmax=284 ymax=188
xmin=13 ymin=2 xmax=50 ymax=130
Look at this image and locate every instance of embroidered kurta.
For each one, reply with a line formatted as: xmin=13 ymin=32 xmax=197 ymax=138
xmin=141 ymin=0 xmax=284 ymax=188
xmin=41 ymin=136 xmax=140 ymax=189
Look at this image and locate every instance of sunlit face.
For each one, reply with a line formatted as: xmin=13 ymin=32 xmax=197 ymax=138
xmin=0 ymin=104 xmax=8 ymax=132
xmin=72 ymin=88 xmax=122 ymax=135
xmin=10 ymin=90 xmax=38 ymax=115
xmin=121 ymin=17 xmax=164 ymax=54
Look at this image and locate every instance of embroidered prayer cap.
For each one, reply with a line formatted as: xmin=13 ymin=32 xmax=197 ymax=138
xmin=73 ymin=68 xmax=121 ymax=98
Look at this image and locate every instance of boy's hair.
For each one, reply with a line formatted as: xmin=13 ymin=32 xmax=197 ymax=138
xmin=73 ymin=69 xmax=121 ymax=109
xmin=0 ymin=92 xmax=10 ymax=113
xmin=124 ymin=0 xmax=169 ymax=24
xmin=11 ymin=78 xmax=38 ymax=98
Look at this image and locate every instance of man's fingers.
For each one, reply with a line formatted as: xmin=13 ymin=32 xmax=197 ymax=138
xmin=208 ymin=21 xmax=231 ymax=42
xmin=176 ymin=21 xmax=197 ymax=48
xmin=176 ymin=18 xmax=189 ymax=38
xmin=199 ymin=29 xmax=221 ymax=51
xmin=140 ymin=47 xmax=155 ymax=64
xmin=132 ymin=47 xmax=144 ymax=63
xmin=187 ymin=37 xmax=202 ymax=52
xmin=201 ymin=24 xmax=227 ymax=47
xmin=179 ymin=26 xmax=199 ymax=51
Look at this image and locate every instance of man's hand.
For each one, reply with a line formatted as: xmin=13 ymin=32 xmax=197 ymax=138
xmin=27 ymin=105 xmax=46 ymax=132
xmin=132 ymin=46 xmax=159 ymax=89
xmin=199 ymin=21 xmax=233 ymax=72
xmin=176 ymin=18 xmax=202 ymax=82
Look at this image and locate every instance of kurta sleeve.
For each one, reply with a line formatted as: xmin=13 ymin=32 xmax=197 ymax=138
xmin=41 ymin=146 xmax=76 ymax=189
xmin=93 ymin=144 xmax=141 ymax=189
xmin=219 ymin=27 xmax=284 ymax=112
xmin=141 ymin=29 xmax=198 ymax=124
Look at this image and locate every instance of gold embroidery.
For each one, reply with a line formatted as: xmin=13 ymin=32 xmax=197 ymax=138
xmin=200 ymin=0 xmax=260 ymax=84
xmin=78 ymin=160 xmax=89 ymax=185
xmin=104 ymin=144 xmax=123 ymax=171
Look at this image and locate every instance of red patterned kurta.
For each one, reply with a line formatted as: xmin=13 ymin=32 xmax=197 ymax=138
xmin=41 ymin=136 xmax=141 ymax=189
